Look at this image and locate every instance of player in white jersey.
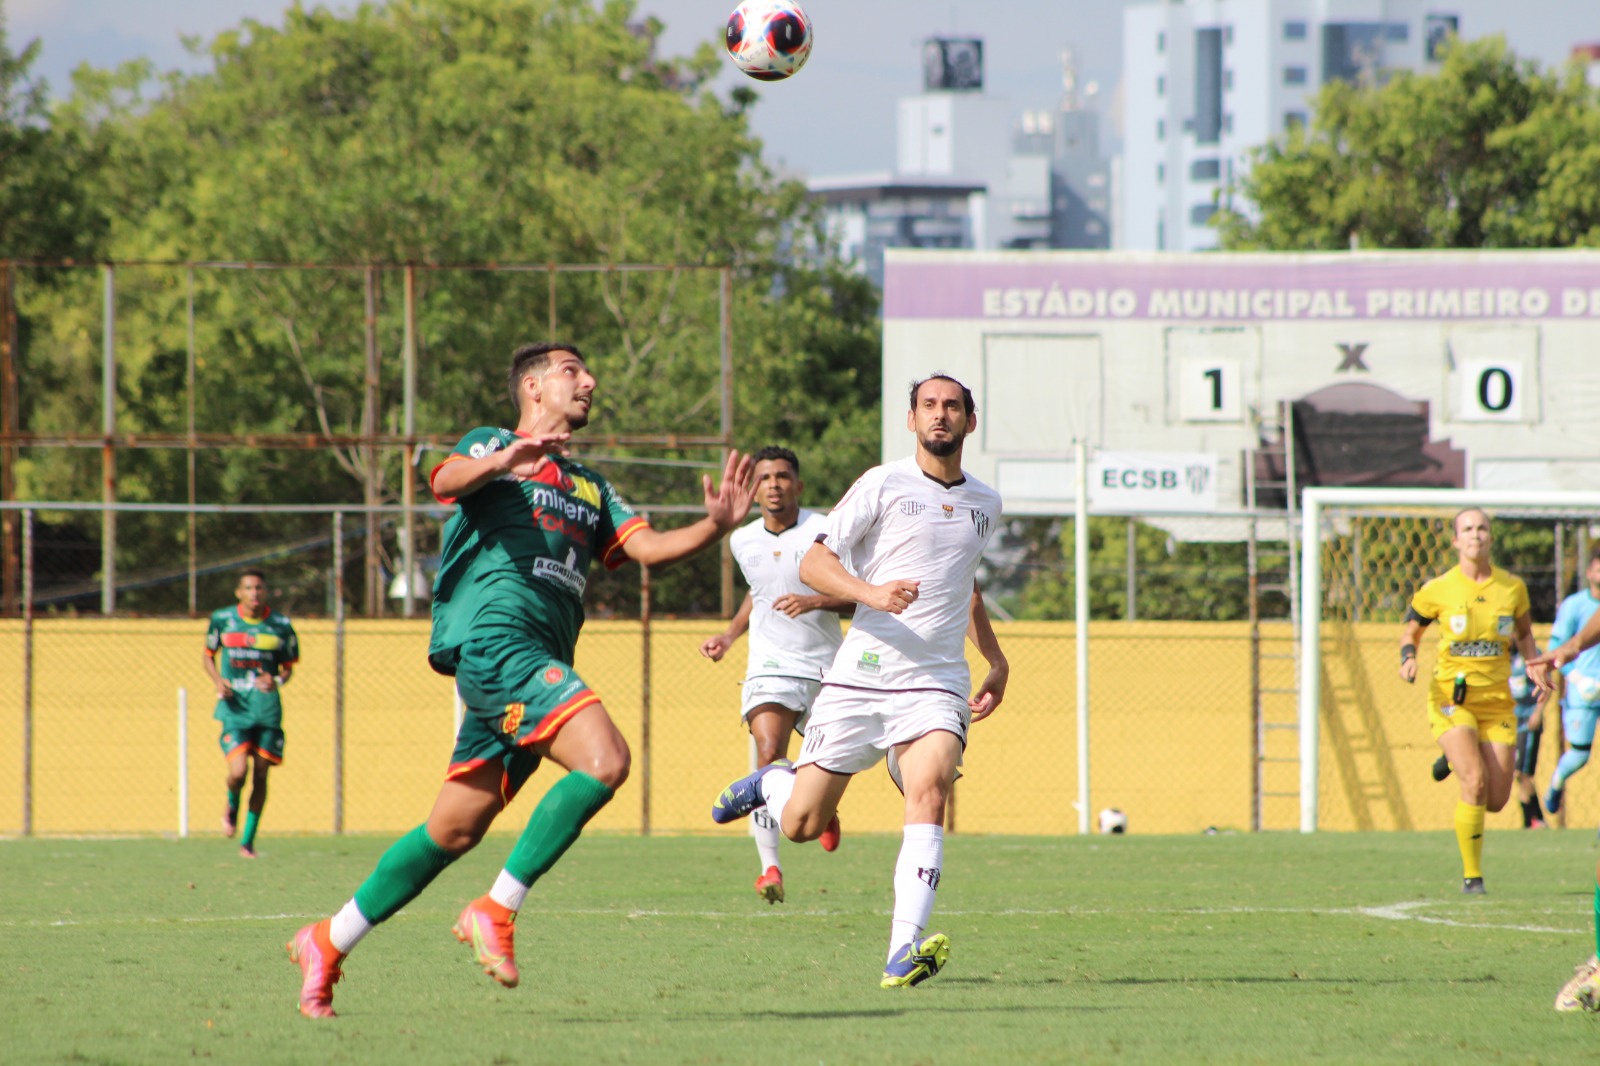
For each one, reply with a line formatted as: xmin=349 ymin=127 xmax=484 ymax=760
xmin=700 ymin=446 xmax=850 ymax=903
xmin=710 ymin=374 xmax=1009 ymax=989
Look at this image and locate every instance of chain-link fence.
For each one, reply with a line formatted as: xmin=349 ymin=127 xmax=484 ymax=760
xmin=0 ymin=502 xmax=1352 ymax=839
xmin=1310 ymin=499 xmax=1600 ymax=833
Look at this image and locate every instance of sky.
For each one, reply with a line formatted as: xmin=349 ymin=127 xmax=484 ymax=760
xmin=6 ymin=1 xmax=1598 ymax=179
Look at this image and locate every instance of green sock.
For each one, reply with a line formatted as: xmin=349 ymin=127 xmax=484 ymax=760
xmin=1592 ymin=880 xmax=1598 ymax=957
xmin=353 ymin=824 xmax=460 ymax=924
xmin=503 ymin=771 xmax=615 ymax=889
xmin=240 ymin=810 xmax=261 ymax=850
xmin=226 ymin=788 xmax=240 ymax=815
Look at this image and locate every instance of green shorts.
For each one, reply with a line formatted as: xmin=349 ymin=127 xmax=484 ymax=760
xmin=219 ymin=720 xmax=285 ymax=764
xmin=446 ymin=642 xmax=600 ymax=805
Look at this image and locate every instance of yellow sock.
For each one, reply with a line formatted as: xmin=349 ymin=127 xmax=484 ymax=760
xmin=1454 ymin=801 xmax=1486 ymax=879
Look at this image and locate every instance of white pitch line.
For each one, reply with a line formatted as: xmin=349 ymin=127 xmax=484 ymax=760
xmin=1180 ymin=902 xmax=1584 ymax=936
xmin=4 ymin=902 xmax=1585 ymax=936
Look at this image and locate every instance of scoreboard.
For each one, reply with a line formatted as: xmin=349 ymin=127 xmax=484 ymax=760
xmin=881 ymin=249 xmax=1600 ymax=515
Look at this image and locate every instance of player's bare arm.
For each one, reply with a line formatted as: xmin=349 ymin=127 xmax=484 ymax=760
xmin=1530 ymin=603 xmax=1600 ymax=679
xmin=1398 ymin=615 xmax=1428 ymax=684
xmin=771 ymin=592 xmax=855 ymax=618
xmin=966 ymin=582 xmax=1008 ymax=721
xmin=798 ymin=541 xmax=919 ymax=614
xmin=1510 ymin=611 xmax=1548 ymax=694
xmin=700 ymin=592 xmax=754 ymax=661
xmin=622 ymin=451 xmax=756 ymax=567
xmin=432 ymin=432 xmax=572 ymax=499
xmin=202 ymin=651 xmax=230 ymax=700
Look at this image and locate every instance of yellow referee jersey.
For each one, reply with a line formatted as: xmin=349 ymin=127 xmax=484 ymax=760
xmin=1408 ymin=565 xmax=1529 ymax=689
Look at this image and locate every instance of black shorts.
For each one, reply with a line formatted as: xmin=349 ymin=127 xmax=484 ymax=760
xmin=1514 ymin=722 xmax=1541 ymax=776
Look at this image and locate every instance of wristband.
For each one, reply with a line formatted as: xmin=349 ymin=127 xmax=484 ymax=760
xmin=1400 ymin=643 xmax=1416 ymax=663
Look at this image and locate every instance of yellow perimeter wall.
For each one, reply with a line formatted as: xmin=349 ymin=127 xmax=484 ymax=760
xmin=0 ymin=619 xmax=1588 ymax=837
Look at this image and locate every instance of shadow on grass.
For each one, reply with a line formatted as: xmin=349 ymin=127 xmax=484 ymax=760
xmin=546 ymin=1003 xmax=1120 ymax=1024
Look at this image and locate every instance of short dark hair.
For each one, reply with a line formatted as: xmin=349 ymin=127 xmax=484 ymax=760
xmin=752 ymin=445 xmax=800 ymax=476
xmin=507 ymin=342 xmax=585 ymax=412
xmin=909 ymin=373 xmax=975 ymax=417
xmin=238 ymin=568 xmax=266 ymax=584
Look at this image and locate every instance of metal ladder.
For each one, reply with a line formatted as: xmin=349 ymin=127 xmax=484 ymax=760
xmin=1248 ymin=402 xmax=1300 ymax=831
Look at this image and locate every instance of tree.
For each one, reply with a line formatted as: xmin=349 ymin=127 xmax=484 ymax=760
xmin=0 ymin=9 xmax=104 ymax=258
xmin=15 ymin=0 xmax=880 ymax=614
xmin=1216 ymin=37 xmax=1600 ymax=251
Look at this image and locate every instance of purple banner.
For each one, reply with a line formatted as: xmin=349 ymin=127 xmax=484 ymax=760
xmin=883 ymin=254 xmax=1600 ymax=322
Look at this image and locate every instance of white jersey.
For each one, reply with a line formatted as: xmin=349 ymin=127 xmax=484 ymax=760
xmin=729 ymin=509 xmax=843 ymax=680
xmin=820 ymin=456 xmax=1001 ymax=695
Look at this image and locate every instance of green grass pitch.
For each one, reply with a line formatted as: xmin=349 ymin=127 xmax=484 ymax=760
xmin=2 ymin=829 xmax=1596 ymax=1063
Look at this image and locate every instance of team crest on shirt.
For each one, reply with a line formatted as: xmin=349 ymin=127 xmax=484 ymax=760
xmin=1449 ymin=615 xmax=1467 ymax=635
xmin=969 ymin=509 xmax=990 ymax=538
xmin=569 ymin=476 xmax=602 ymax=508
xmin=1496 ymin=616 xmax=1513 ymax=636
xmin=542 ymin=666 xmax=565 ymax=685
xmin=502 ymin=703 xmax=526 ymax=735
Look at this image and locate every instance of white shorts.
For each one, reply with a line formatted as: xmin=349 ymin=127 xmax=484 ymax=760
xmin=740 ymin=675 xmax=822 ymax=729
xmin=795 ymin=686 xmax=969 ymax=787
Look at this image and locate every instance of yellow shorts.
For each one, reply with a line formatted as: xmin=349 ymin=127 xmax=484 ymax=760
xmin=1428 ymin=682 xmax=1516 ymax=744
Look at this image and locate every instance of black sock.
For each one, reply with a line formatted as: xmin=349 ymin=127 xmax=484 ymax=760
xmin=1521 ymin=798 xmax=1541 ymax=826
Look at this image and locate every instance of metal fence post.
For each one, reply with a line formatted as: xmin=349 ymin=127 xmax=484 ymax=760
xmin=22 ymin=507 xmax=34 ymax=836
xmin=333 ymin=511 xmax=346 ymax=834
xmin=639 ymin=523 xmax=652 ymax=837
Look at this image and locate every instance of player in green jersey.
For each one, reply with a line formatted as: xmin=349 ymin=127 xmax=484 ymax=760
xmin=288 ymin=342 xmax=755 ymax=1018
xmin=202 ymin=568 xmax=299 ymax=859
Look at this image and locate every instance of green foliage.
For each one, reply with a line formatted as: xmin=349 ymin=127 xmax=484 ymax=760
xmin=0 ymin=12 xmax=105 ymax=258
xmin=10 ymin=0 xmax=881 ymax=614
xmin=1006 ymin=517 xmax=1290 ymax=622
xmin=1216 ymin=36 xmax=1600 ymax=250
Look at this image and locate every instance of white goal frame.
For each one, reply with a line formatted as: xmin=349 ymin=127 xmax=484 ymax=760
xmin=1297 ymin=487 xmax=1600 ymax=832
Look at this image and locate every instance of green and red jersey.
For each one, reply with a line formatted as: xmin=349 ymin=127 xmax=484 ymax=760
xmin=427 ymin=426 xmax=647 ymax=675
xmin=204 ymin=606 xmax=299 ymax=725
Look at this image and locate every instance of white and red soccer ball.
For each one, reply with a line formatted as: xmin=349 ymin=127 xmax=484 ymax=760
xmin=725 ymin=1 xmax=813 ymax=82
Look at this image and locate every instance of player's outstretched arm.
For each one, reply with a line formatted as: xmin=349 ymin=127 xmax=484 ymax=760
xmin=1529 ymin=603 xmax=1600 ymax=680
xmin=966 ymin=582 xmax=1008 ymax=722
xmin=700 ymin=592 xmax=754 ymax=661
xmin=798 ymin=541 xmax=919 ymax=614
xmin=432 ymin=432 xmax=571 ymax=499
xmin=622 ymin=451 xmax=756 ymax=567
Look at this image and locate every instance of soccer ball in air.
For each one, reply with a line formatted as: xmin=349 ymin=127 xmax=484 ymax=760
xmin=725 ymin=0 xmax=814 ymax=82
xmin=1097 ymin=808 xmax=1128 ymax=835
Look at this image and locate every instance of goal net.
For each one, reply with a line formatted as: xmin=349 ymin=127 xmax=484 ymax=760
xmin=1297 ymin=488 xmax=1600 ymax=832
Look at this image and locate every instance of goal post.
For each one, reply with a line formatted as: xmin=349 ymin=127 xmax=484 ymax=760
xmin=1298 ymin=487 xmax=1600 ymax=832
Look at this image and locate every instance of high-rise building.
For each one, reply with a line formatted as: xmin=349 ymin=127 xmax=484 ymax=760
xmin=811 ymin=38 xmax=1111 ymax=287
xmin=1122 ymin=0 xmax=1461 ymax=251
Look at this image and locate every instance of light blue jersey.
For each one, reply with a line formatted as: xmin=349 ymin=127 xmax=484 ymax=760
xmin=1551 ymin=590 xmax=1600 ymax=712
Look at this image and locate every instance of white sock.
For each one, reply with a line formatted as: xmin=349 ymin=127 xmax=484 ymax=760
xmin=329 ymin=898 xmax=373 ymax=954
xmin=759 ymin=765 xmax=797 ymax=834
xmin=888 ymin=823 xmax=943 ymax=961
xmin=752 ymin=807 xmax=782 ymax=871
xmin=489 ymin=868 xmax=529 ymax=912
